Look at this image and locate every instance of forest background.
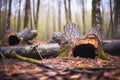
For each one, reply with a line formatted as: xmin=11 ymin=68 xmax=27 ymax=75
xmin=0 ymin=0 xmax=119 ymax=40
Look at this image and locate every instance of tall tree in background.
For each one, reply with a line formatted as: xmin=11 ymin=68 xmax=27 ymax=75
xmin=17 ymin=0 xmax=22 ymax=32
xmin=52 ymin=2 xmax=56 ymax=32
xmin=6 ymin=0 xmax=12 ymax=30
xmin=107 ymin=0 xmax=113 ymax=39
xmin=58 ymin=0 xmax=61 ymax=31
xmin=35 ymin=0 xmax=40 ymax=30
xmin=64 ymin=0 xmax=71 ymax=24
xmin=24 ymin=0 xmax=30 ymax=28
xmin=82 ymin=0 xmax=86 ymax=34
xmin=114 ymin=0 xmax=120 ymax=39
xmin=92 ymin=0 xmax=102 ymax=37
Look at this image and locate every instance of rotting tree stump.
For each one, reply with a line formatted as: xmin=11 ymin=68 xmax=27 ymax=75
xmin=52 ymin=23 xmax=103 ymax=59
xmin=6 ymin=28 xmax=38 ymax=46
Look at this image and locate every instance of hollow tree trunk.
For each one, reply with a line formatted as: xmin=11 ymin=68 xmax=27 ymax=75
xmin=6 ymin=28 xmax=38 ymax=46
xmin=52 ymin=23 xmax=103 ymax=59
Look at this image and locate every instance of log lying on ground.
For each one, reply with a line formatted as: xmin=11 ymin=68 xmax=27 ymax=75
xmin=103 ymin=40 xmax=120 ymax=55
xmin=0 ymin=43 xmax=60 ymax=59
xmin=6 ymin=28 xmax=38 ymax=46
xmin=0 ymin=40 xmax=120 ymax=59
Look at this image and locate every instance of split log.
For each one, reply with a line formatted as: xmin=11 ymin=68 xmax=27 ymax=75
xmin=0 ymin=43 xmax=60 ymax=59
xmin=6 ymin=28 xmax=38 ymax=46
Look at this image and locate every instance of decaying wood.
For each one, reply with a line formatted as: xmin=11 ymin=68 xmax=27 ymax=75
xmin=6 ymin=28 xmax=38 ymax=46
xmin=53 ymin=23 xmax=102 ymax=59
xmin=0 ymin=43 xmax=60 ymax=59
xmin=0 ymin=40 xmax=120 ymax=59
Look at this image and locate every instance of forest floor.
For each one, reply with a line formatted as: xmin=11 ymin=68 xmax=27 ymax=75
xmin=0 ymin=54 xmax=120 ymax=80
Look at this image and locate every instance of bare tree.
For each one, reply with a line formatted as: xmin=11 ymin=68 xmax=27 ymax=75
xmin=24 ymin=0 xmax=30 ymax=28
xmin=6 ymin=0 xmax=12 ymax=30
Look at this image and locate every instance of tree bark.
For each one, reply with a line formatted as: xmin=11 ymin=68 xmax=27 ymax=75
xmin=6 ymin=28 xmax=38 ymax=46
xmin=24 ymin=0 xmax=30 ymax=28
xmin=0 ymin=40 xmax=120 ymax=59
xmin=0 ymin=43 xmax=60 ymax=59
xmin=6 ymin=0 xmax=12 ymax=30
xmin=34 ymin=0 xmax=40 ymax=30
xmin=114 ymin=0 xmax=120 ymax=39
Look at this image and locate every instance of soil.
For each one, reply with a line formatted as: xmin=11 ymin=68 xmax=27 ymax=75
xmin=0 ymin=55 xmax=120 ymax=80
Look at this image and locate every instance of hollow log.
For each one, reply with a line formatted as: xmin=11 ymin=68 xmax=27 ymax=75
xmin=6 ymin=28 xmax=38 ymax=46
xmin=55 ymin=23 xmax=103 ymax=59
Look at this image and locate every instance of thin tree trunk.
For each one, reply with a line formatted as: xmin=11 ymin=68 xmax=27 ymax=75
xmin=24 ymin=0 xmax=30 ymax=28
xmin=52 ymin=2 xmax=56 ymax=32
xmin=114 ymin=0 xmax=120 ymax=39
xmin=46 ymin=3 xmax=50 ymax=39
xmin=33 ymin=0 xmax=35 ymax=28
xmin=82 ymin=0 xmax=86 ymax=34
xmin=64 ymin=0 xmax=69 ymax=24
xmin=17 ymin=0 xmax=22 ymax=32
xmin=68 ymin=0 xmax=71 ymax=23
xmin=107 ymin=0 xmax=113 ymax=39
xmin=35 ymin=0 xmax=40 ymax=30
xmin=30 ymin=3 xmax=33 ymax=29
xmin=58 ymin=0 xmax=61 ymax=31
xmin=6 ymin=0 xmax=12 ymax=30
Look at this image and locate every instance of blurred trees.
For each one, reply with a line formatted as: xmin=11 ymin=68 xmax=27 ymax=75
xmin=114 ymin=0 xmax=120 ymax=39
xmin=0 ymin=0 xmax=120 ymax=40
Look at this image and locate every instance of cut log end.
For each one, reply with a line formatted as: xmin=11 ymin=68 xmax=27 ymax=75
xmin=73 ymin=44 xmax=96 ymax=59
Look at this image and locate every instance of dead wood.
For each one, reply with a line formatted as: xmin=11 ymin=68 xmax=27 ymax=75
xmin=0 ymin=43 xmax=60 ymax=59
xmin=6 ymin=28 xmax=38 ymax=46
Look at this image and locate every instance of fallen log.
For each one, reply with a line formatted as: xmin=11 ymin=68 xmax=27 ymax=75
xmin=6 ymin=28 xmax=38 ymax=46
xmin=0 ymin=40 xmax=120 ymax=59
xmin=0 ymin=43 xmax=60 ymax=59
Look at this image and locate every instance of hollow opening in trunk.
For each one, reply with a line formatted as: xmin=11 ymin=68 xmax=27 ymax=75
xmin=73 ymin=44 xmax=96 ymax=59
xmin=8 ymin=35 xmax=20 ymax=46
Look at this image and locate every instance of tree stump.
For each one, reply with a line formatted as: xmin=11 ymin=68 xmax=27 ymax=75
xmin=53 ymin=23 xmax=103 ymax=59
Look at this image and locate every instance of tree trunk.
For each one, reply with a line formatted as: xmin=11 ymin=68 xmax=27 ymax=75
xmin=6 ymin=28 xmax=38 ymax=46
xmin=114 ymin=0 xmax=120 ymax=39
xmin=34 ymin=0 xmax=40 ymax=30
xmin=17 ymin=0 xmax=22 ymax=32
xmin=6 ymin=0 xmax=12 ymax=30
xmin=24 ymin=0 xmax=30 ymax=28
xmin=58 ymin=0 xmax=61 ymax=31
xmin=0 ymin=40 xmax=120 ymax=59
xmin=82 ymin=0 xmax=86 ymax=34
xmin=64 ymin=0 xmax=71 ymax=24
xmin=0 ymin=43 xmax=60 ymax=59
xmin=92 ymin=0 xmax=102 ymax=36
